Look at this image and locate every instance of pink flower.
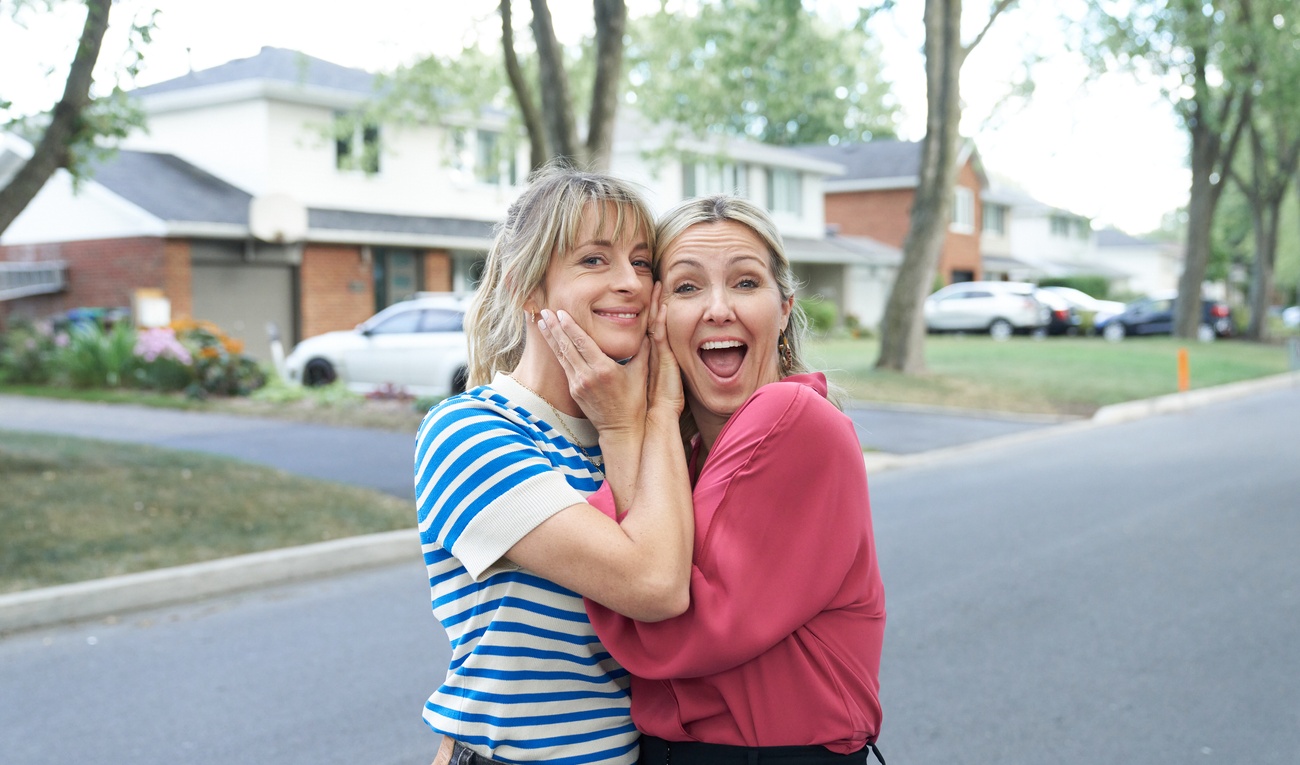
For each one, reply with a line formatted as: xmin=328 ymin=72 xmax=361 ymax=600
xmin=134 ymin=328 xmax=193 ymax=365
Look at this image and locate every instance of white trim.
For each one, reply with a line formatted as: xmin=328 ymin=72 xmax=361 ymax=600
xmin=140 ymin=80 xmax=370 ymax=115
xmin=302 ymin=229 xmax=492 ymax=250
xmin=825 ymin=176 xmax=918 ymax=193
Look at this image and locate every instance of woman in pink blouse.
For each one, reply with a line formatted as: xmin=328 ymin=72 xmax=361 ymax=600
xmin=542 ymin=195 xmax=886 ymax=765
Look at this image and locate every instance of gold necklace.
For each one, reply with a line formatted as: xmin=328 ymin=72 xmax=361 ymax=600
xmin=506 ymin=374 xmax=604 ymax=478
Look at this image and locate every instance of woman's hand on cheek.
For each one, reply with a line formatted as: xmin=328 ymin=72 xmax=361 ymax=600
xmin=538 ymin=308 xmax=648 ymax=437
xmin=647 ymin=284 xmax=684 ymax=418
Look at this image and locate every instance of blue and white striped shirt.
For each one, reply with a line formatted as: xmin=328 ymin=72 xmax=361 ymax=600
xmin=415 ymin=374 xmax=637 ymax=765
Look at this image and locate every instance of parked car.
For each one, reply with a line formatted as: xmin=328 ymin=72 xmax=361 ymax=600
xmin=1039 ymin=286 xmax=1126 ymax=331
xmin=1033 ymin=288 xmax=1081 ymax=335
xmin=1281 ymin=305 xmax=1300 ymax=329
xmin=924 ymin=281 xmax=1050 ymax=339
xmin=1095 ymin=291 xmax=1234 ymax=342
xmin=283 ymin=293 xmax=471 ymax=397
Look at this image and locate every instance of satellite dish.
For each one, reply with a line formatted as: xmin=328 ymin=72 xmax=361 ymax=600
xmin=249 ymin=194 xmax=308 ymax=244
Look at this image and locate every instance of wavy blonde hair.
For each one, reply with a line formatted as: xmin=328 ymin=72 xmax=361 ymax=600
xmin=464 ymin=162 xmax=657 ymax=388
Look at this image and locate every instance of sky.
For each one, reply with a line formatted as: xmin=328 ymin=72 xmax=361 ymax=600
xmin=1 ymin=0 xmax=1190 ymax=235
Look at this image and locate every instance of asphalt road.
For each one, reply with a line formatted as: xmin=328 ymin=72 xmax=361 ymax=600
xmin=0 ymin=394 xmax=1060 ymax=498
xmin=1 ymin=385 xmax=1297 ymax=764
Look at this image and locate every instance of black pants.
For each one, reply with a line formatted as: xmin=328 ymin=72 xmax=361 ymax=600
xmin=638 ymin=736 xmax=884 ymax=765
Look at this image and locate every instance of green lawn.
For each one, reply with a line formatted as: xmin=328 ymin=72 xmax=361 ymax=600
xmin=0 ymin=432 xmax=415 ymax=594
xmin=809 ymin=335 xmax=1294 ymax=416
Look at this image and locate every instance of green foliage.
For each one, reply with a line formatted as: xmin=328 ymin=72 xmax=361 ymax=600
xmin=177 ymin=322 xmax=266 ymax=397
xmin=798 ymin=296 xmax=838 ymax=335
xmin=626 ymin=0 xmax=899 ymax=146
xmin=56 ymin=320 xmax=139 ymax=388
xmin=0 ymin=320 xmax=59 ymax=384
xmin=1038 ymin=276 xmax=1112 ymax=300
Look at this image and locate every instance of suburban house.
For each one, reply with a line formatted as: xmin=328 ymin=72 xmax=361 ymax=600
xmin=0 ymin=47 xmax=890 ymax=359
xmin=1092 ymin=227 xmax=1182 ymax=297
xmin=794 ymin=138 xmax=987 ymax=291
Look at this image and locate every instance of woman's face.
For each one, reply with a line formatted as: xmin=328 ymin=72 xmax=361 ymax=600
xmin=532 ymin=202 xmax=654 ymax=362
xmin=660 ymin=220 xmax=793 ymax=436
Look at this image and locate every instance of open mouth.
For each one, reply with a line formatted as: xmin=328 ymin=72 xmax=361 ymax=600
xmin=699 ymin=339 xmax=747 ymax=379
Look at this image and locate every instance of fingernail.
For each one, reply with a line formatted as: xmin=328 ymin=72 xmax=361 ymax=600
xmin=537 ymin=319 xmax=547 ymax=331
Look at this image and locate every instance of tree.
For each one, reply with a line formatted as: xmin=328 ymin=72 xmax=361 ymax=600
xmin=627 ymin=0 xmax=898 ymax=146
xmin=1079 ymin=0 xmax=1256 ymax=339
xmin=0 ymin=0 xmax=151 ymax=236
xmin=874 ymin=0 xmax=1016 ymax=374
xmin=372 ymin=1 xmax=898 ymax=172
xmin=1228 ymin=3 xmax=1300 ymax=339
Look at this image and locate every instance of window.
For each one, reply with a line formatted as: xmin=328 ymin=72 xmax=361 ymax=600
xmin=336 ymin=116 xmax=380 ymax=173
xmin=373 ymin=248 xmax=421 ymax=310
xmin=455 ymin=128 xmax=517 ymax=186
xmin=765 ymin=167 xmax=802 ymax=215
xmin=951 ymin=187 xmax=975 ymax=233
xmin=1050 ymin=215 xmax=1072 ymax=238
xmin=421 ymin=309 xmax=465 ymax=333
xmin=683 ymin=161 xmax=749 ymax=197
xmin=982 ymin=203 xmax=1007 ymax=236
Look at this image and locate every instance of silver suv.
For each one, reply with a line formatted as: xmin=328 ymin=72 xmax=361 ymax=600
xmin=924 ymin=281 xmax=1050 ymax=340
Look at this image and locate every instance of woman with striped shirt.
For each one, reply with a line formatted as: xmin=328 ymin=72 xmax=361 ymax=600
xmin=414 ymin=164 xmax=693 ymax=765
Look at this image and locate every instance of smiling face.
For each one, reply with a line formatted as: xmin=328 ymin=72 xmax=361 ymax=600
xmin=660 ymin=220 xmax=794 ymax=446
xmin=528 ymin=202 xmax=654 ymax=362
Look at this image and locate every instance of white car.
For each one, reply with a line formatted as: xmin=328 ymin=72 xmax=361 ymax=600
xmin=1039 ymin=286 xmax=1127 ymax=328
xmin=283 ymin=293 xmax=471 ymax=398
xmin=924 ymin=281 xmax=1049 ymax=339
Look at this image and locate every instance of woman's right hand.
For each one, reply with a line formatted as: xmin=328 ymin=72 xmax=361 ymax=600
xmin=645 ymin=282 xmax=684 ymax=419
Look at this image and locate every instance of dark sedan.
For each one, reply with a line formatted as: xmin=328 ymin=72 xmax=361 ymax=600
xmin=1096 ymin=291 xmax=1234 ymax=341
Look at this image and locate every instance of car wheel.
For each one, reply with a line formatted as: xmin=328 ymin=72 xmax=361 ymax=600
xmin=451 ymin=366 xmax=468 ymax=395
xmin=1197 ymin=323 xmax=1216 ymax=342
xmin=302 ymin=358 xmax=337 ymax=387
xmin=1103 ymin=322 xmax=1126 ymax=342
xmin=988 ymin=319 xmax=1013 ymax=341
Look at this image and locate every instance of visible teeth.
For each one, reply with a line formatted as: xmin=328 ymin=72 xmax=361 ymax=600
xmin=600 ymin=311 xmax=638 ymax=319
xmin=701 ymin=340 xmax=744 ymax=350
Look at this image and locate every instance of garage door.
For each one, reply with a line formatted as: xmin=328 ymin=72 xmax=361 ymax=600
xmin=191 ymin=262 xmax=295 ymax=364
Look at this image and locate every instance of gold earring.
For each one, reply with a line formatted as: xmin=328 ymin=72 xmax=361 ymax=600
xmin=778 ymin=331 xmax=793 ymax=369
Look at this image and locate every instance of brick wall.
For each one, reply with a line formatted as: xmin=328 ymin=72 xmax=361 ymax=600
xmin=422 ymin=249 xmax=452 ymax=292
xmin=300 ymin=243 xmax=374 ymax=339
xmin=0 ymin=237 xmax=169 ymax=327
xmin=825 ymin=188 xmax=914 ymax=247
xmin=163 ymin=239 xmax=194 ymax=320
xmin=940 ymin=162 xmax=984 ymax=283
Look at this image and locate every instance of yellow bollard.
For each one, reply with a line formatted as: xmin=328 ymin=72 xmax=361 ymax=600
xmin=1177 ymin=347 xmax=1190 ymax=392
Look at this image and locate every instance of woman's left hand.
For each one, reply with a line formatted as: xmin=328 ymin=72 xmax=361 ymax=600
xmin=538 ymin=307 xmax=649 ymax=439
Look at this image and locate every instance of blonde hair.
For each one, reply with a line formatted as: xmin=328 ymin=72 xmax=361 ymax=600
xmin=464 ymin=162 xmax=657 ymax=388
xmin=654 ymin=194 xmax=810 ymax=378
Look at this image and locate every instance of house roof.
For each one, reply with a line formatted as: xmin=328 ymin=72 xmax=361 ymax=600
xmin=785 ymin=233 xmax=901 ymax=267
xmin=83 ymin=149 xmax=496 ymax=248
xmin=89 ymin=150 xmax=253 ymax=225
xmin=1095 ymin=227 xmax=1157 ymax=248
xmin=134 ymin=47 xmax=377 ymax=98
xmin=792 ymin=139 xmax=987 ymax=191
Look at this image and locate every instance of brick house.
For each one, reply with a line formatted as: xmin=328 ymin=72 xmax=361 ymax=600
xmin=795 ymin=139 xmax=988 ymax=286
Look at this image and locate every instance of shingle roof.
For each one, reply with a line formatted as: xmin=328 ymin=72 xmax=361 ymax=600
xmin=1095 ymin=227 xmax=1156 ymax=248
xmin=88 ymin=150 xmax=252 ymax=224
xmin=792 ymin=140 xmax=923 ymax=181
xmin=308 ymin=208 xmax=496 ymax=240
xmin=133 ymin=47 xmax=377 ymax=98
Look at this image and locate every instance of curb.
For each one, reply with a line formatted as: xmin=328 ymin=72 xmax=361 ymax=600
xmin=0 ymin=528 xmax=419 ymax=635
xmin=5 ymin=371 xmax=1296 ymax=636
xmin=863 ymin=370 xmax=1300 ymax=475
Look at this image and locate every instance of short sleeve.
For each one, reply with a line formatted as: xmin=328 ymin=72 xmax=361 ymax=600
xmin=415 ymin=399 xmax=588 ymax=580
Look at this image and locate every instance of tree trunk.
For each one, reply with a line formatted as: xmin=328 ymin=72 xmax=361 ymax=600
xmin=529 ymin=0 xmax=582 ymax=166
xmin=1245 ymin=196 xmax=1280 ymax=339
xmin=501 ymin=0 xmax=549 ymax=171
xmin=0 ymin=0 xmax=112 ymax=235
xmin=585 ymin=0 xmax=627 ymax=171
xmin=875 ymin=0 xmax=964 ymax=374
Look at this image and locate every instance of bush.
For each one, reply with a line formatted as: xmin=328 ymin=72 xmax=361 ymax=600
xmin=56 ymin=321 xmax=140 ymax=388
xmin=0 ymin=320 xmax=61 ymax=384
xmin=798 ymin=296 xmax=838 ymax=335
xmin=1039 ymin=275 xmax=1111 ymax=300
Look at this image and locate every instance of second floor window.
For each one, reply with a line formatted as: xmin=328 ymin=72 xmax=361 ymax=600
xmin=982 ymin=203 xmax=1007 ymax=236
xmin=766 ymin=168 xmax=802 ymax=215
xmin=336 ymin=118 xmax=380 ymax=173
xmin=951 ymin=187 xmax=975 ymax=233
xmin=683 ymin=161 xmax=750 ymax=198
xmin=455 ymin=129 xmax=518 ymax=186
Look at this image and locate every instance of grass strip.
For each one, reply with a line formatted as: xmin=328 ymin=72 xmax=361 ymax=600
xmin=0 ymin=431 xmax=415 ymax=594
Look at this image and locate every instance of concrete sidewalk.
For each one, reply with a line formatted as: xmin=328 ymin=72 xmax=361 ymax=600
xmin=3 ymin=371 xmax=1297 ymax=635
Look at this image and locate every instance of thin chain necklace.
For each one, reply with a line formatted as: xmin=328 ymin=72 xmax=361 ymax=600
xmin=506 ymin=374 xmax=604 ymax=478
